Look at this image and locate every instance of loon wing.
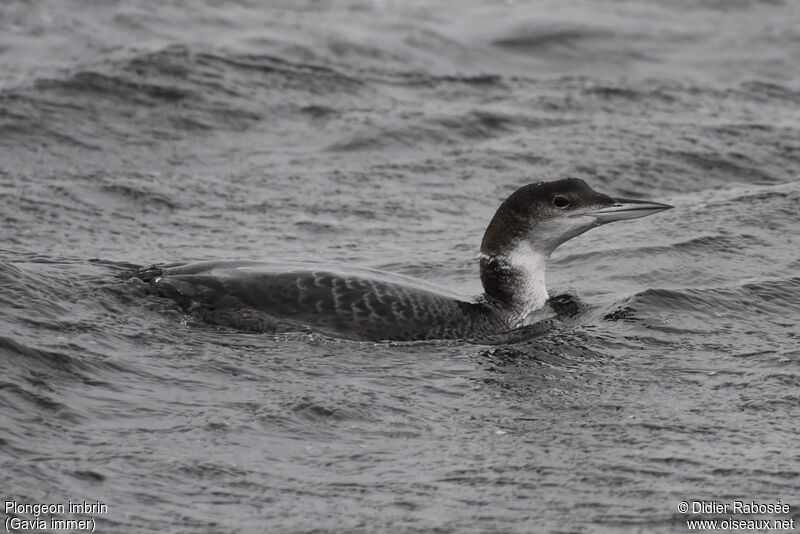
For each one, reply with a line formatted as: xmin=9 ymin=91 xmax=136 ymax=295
xmin=144 ymin=260 xmax=483 ymax=340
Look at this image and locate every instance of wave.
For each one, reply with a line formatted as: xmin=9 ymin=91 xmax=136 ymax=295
xmin=326 ymin=109 xmax=577 ymax=151
xmin=601 ymin=276 xmax=800 ymax=337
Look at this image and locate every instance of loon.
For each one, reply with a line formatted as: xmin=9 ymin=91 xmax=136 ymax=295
xmin=134 ymin=178 xmax=671 ymax=341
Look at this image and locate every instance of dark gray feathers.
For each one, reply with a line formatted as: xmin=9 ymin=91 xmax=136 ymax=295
xmin=139 ymin=261 xmax=505 ymax=341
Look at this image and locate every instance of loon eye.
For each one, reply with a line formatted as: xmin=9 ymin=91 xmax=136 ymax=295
xmin=553 ymin=196 xmax=570 ymax=208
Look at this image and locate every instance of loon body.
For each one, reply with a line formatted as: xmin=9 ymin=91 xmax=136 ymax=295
xmin=136 ymin=178 xmax=671 ymax=341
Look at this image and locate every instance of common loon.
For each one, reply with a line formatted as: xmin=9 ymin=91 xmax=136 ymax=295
xmin=134 ymin=178 xmax=671 ymax=341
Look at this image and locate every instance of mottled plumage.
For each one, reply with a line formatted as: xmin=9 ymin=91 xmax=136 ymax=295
xmin=139 ymin=261 xmax=506 ymax=340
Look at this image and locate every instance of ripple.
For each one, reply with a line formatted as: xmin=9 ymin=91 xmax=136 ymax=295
xmin=326 ymin=109 xmax=576 ymax=152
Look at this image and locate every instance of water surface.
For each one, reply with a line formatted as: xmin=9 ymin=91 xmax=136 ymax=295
xmin=1 ymin=1 xmax=799 ymax=532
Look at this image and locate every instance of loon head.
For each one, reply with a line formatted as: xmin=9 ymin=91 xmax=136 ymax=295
xmin=479 ymin=177 xmax=672 ymax=321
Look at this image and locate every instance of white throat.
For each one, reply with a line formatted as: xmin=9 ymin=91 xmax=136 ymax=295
xmin=506 ymin=241 xmax=549 ymax=319
xmin=480 ymin=240 xmax=549 ymax=326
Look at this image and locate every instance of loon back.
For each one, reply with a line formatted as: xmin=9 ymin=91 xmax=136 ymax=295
xmin=134 ymin=178 xmax=671 ymax=341
xmin=143 ymin=261 xmax=505 ymax=341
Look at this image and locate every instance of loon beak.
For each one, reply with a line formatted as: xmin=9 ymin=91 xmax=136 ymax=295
xmin=590 ymin=197 xmax=673 ymax=224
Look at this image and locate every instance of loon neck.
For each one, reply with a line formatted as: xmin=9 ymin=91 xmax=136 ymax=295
xmin=479 ymin=240 xmax=549 ymax=324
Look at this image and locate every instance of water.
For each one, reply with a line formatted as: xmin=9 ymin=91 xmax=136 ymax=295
xmin=1 ymin=1 xmax=799 ymax=532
